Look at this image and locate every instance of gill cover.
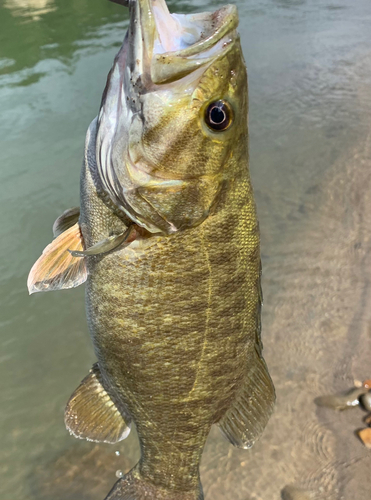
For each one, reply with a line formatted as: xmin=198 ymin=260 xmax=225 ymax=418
xmin=96 ymin=0 xmax=243 ymax=234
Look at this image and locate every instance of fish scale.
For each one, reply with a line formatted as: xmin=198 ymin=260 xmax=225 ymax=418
xmin=80 ymin=122 xmax=262 ymax=492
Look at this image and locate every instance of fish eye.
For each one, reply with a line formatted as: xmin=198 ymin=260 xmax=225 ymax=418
xmin=205 ymin=100 xmax=233 ymax=132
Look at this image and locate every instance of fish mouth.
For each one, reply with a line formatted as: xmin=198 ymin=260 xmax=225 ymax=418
xmin=127 ymin=0 xmax=239 ymax=84
xmin=95 ymin=0 xmax=240 ymax=234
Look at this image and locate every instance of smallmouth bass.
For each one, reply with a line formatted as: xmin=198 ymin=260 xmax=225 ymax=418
xmin=28 ymin=0 xmax=275 ymax=499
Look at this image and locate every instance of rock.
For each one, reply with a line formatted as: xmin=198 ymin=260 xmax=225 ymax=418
xmin=314 ymin=387 xmax=368 ymax=411
xmin=281 ymin=485 xmax=314 ymax=500
xmin=360 ymin=392 xmax=371 ymax=411
xmin=357 ymin=428 xmax=371 ymax=449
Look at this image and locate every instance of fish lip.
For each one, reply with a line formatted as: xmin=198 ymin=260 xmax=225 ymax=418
xmin=129 ymin=0 xmax=239 ymax=84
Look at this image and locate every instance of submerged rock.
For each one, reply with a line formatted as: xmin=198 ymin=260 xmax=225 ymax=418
xmin=281 ymin=484 xmax=314 ymax=500
xmin=314 ymin=387 xmax=368 ymax=411
xmin=360 ymin=392 xmax=371 ymax=412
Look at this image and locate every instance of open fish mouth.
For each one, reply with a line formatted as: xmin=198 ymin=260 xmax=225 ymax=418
xmin=95 ymin=0 xmax=240 ymax=234
xmin=125 ymin=0 xmax=239 ymax=84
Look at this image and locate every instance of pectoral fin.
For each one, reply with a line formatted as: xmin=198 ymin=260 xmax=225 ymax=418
xmin=218 ymin=348 xmax=275 ymax=449
xmin=27 ymin=222 xmax=87 ymax=294
xmin=69 ymin=225 xmax=139 ymax=257
xmin=65 ymin=363 xmax=131 ymax=444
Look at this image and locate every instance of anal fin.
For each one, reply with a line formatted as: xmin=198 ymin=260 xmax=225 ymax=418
xmin=65 ymin=363 xmax=131 ymax=444
xmin=218 ymin=348 xmax=275 ymax=449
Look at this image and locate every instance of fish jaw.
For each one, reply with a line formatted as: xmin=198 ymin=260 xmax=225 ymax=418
xmin=124 ymin=0 xmax=239 ymax=84
xmin=96 ymin=1 xmax=243 ymax=234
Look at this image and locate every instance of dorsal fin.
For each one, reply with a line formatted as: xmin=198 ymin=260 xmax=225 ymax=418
xmin=52 ymin=207 xmax=80 ymax=237
xmin=27 ymin=222 xmax=87 ymax=294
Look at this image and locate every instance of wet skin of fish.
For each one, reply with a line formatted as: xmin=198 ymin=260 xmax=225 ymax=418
xmin=28 ymin=0 xmax=275 ymax=498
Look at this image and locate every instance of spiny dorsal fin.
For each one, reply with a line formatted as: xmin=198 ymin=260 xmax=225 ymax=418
xmin=65 ymin=363 xmax=131 ymax=444
xmin=27 ymin=222 xmax=87 ymax=294
xmin=217 ymin=348 xmax=275 ymax=449
xmin=53 ymin=207 xmax=80 ymax=237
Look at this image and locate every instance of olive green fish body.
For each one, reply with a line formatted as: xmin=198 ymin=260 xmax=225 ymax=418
xmin=28 ymin=2 xmax=275 ymax=498
xmin=80 ymin=120 xmax=261 ymax=491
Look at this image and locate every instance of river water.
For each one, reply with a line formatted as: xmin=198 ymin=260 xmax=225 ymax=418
xmin=1 ymin=0 xmax=371 ymax=499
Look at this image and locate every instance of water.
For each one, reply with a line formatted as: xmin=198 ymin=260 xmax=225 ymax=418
xmin=1 ymin=0 xmax=371 ymax=499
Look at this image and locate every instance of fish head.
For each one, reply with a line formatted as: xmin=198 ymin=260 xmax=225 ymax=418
xmin=96 ymin=0 xmax=248 ymax=234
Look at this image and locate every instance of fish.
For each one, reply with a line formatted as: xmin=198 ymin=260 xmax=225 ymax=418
xmin=28 ymin=0 xmax=275 ymax=498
